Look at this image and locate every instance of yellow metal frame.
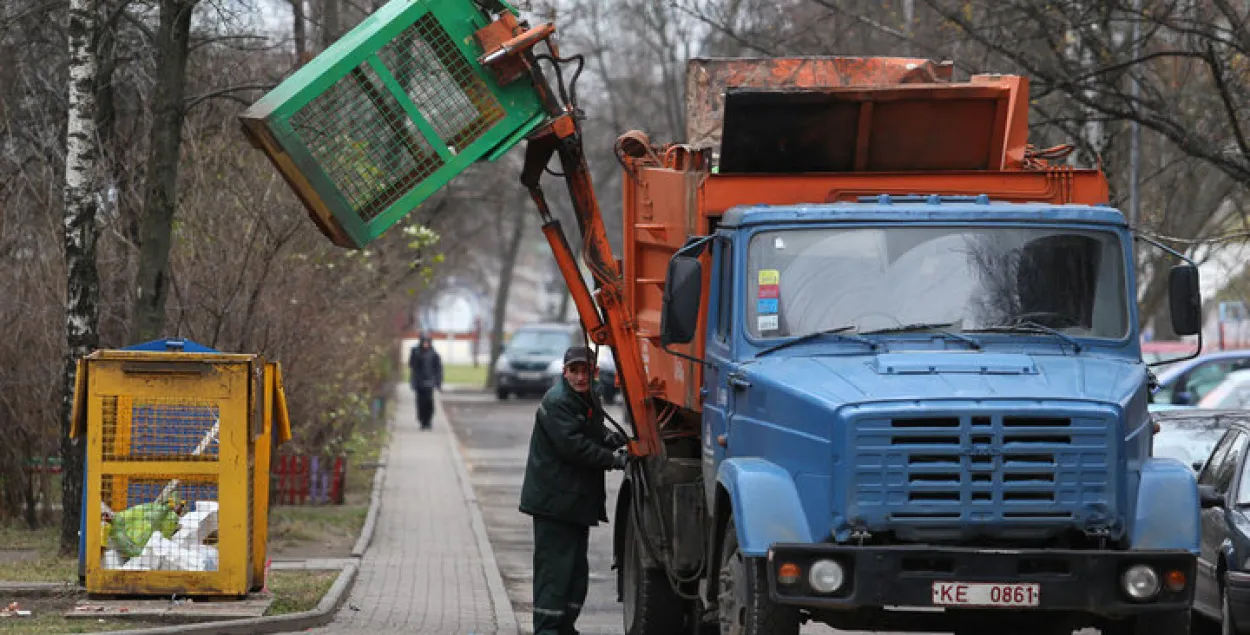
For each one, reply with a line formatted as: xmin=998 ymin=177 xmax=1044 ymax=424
xmin=75 ymin=349 xmax=291 ymax=597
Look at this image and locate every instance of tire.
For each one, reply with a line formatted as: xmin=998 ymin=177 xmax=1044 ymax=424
xmin=717 ymin=517 xmax=800 ymax=635
xmin=495 ymin=388 xmax=508 ymax=401
xmin=1104 ymin=609 xmax=1192 ymax=635
xmin=622 ymin=504 xmax=687 ymax=635
xmin=1226 ymin=575 xmax=1248 ymax=635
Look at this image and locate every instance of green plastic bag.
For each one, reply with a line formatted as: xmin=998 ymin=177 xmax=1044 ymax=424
xmin=108 ymin=498 xmax=183 ymax=558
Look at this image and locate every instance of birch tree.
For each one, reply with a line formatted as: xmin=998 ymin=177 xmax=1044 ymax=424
xmin=61 ymin=0 xmax=100 ymax=552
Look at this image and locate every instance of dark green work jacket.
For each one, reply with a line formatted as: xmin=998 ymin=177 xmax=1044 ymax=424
xmin=519 ymin=378 xmax=617 ymax=526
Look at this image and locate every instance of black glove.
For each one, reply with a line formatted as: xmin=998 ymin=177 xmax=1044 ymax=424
xmin=604 ymin=429 xmax=628 ymax=449
xmin=611 ymin=447 xmax=629 ymax=470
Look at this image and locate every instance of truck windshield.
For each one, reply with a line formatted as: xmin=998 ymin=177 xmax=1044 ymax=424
xmin=745 ymin=226 xmax=1129 ymax=342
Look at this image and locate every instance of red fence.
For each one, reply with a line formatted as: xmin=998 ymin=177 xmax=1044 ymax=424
xmin=271 ymin=455 xmax=346 ymax=505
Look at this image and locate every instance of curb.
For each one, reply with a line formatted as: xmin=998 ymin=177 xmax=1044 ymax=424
xmin=437 ymin=391 xmax=520 ymax=635
xmin=351 ymin=458 xmax=387 ymax=557
xmin=0 ymin=581 xmax=78 ymax=597
xmin=95 ymin=560 xmax=358 ymax=635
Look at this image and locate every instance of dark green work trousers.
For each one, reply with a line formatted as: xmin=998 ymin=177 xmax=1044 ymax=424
xmin=532 ymin=517 xmax=591 ymax=635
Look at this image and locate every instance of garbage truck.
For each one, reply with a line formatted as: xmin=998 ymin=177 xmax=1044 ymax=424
xmin=239 ymin=2 xmax=1210 ymax=632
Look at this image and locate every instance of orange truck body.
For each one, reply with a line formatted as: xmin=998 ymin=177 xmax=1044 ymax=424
xmin=619 ymin=57 xmax=1111 ymax=415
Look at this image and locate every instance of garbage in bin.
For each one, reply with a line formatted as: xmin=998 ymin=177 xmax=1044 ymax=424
xmin=104 ymin=496 xmax=220 ymax=572
xmin=107 ymin=495 xmax=183 ymax=559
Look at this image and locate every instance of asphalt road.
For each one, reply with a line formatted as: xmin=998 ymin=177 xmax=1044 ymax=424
xmin=443 ymin=391 xmax=1105 ymax=635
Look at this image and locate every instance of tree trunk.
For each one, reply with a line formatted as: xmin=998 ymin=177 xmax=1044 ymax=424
xmin=60 ymin=0 xmax=100 ymax=554
xmin=129 ymin=0 xmax=195 ymax=343
xmin=487 ymin=212 xmax=526 ymax=388
xmin=320 ymin=0 xmax=339 ymax=50
xmin=291 ymin=0 xmax=307 ymax=63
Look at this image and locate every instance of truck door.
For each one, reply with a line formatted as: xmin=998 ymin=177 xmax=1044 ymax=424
xmin=703 ymin=237 xmax=735 ymax=503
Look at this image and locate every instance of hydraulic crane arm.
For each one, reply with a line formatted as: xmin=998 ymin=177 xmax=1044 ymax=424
xmin=476 ymin=15 xmax=661 ymax=458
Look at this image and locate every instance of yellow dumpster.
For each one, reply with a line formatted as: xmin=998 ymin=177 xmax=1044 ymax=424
xmin=70 ymin=344 xmax=292 ymax=597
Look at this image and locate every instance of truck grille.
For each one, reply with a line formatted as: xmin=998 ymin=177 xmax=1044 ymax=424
xmin=510 ymin=360 xmax=548 ymax=372
xmin=847 ymin=410 xmax=1116 ymax=537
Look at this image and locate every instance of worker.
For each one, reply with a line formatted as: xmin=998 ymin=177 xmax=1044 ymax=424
xmin=519 ymin=345 xmax=628 ymax=635
xmin=407 ymin=335 xmax=443 ymax=429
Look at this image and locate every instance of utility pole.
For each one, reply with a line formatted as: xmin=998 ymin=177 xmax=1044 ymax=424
xmin=1128 ymin=0 xmax=1142 ymax=228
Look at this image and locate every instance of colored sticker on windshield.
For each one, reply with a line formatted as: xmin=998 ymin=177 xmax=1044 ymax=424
xmin=758 ymin=315 xmax=779 ymax=331
xmin=758 ymin=284 xmax=778 ymax=299
xmin=757 ymin=298 xmax=778 ymax=314
xmin=758 ymin=269 xmax=779 ymax=285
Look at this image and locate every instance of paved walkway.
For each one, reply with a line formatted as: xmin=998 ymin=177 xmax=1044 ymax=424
xmin=316 ymin=386 xmax=516 ymax=634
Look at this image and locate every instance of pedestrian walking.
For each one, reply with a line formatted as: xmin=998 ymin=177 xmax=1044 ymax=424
xmin=519 ymin=346 xmax=628 ymax=635
xmin=408 ymin=335 xmax=443 ymax=429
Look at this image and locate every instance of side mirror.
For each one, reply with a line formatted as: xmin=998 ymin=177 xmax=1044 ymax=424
xmin=660 ymin=255 xmax=704 ymax=346
xmin=1173 ymin=391 xmax=1195 ymax=406
xmin=1199 ymin=484 xmax=1226 ymax=509
xmin=1169 ymin=264 xmax=1202 ymax=336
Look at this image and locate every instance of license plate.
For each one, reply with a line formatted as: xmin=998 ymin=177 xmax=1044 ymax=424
xmin=931 ymin=581 xmax=1040 ymax=608
xmin=517 ymin=372 xmax=543 ymax=381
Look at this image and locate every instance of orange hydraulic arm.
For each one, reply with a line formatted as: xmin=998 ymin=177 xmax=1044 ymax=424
xmin=476 ymin=18 xmax=661 ymax=458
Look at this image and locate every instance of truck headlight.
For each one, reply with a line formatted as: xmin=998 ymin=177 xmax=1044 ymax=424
xmin=808 ymin=559 xmax=845 ymax=594
xmin=1122 ymin=565 xmax=1160 ymax=600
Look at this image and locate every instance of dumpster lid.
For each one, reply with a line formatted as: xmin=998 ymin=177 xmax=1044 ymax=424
xmin=123 ymin=338 xmax=220 ymax=353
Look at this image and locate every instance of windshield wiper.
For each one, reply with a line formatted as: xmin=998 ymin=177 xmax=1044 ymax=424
xmin=966 ymin=320 xmax=1083 ymax=354
xmin=859 ymin=322 xmax=982 ymax=350
xmin=757 ymin=326 xmax=878 ymax=358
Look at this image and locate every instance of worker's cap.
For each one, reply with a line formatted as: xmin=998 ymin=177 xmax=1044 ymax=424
xmin=563 ymin=346 xmax=592 ymax=367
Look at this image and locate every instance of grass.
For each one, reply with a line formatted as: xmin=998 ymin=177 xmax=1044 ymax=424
xmin=0 ymin=522 xmax=76 ymax=583
xmin=265 ymin=569 xmax=338 ymax=615
xmin=442 ymin=364 xmax=487 ymax=387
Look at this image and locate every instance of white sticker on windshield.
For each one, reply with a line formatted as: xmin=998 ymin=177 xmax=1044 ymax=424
xmin=774 ymin=237 xmax=786 ymax=250
xmin=758 ymin=315 xmax=779 ymax=331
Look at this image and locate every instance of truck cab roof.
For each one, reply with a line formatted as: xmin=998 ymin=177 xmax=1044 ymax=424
xmin=720 ymin=198 xmax=1127 ymax=229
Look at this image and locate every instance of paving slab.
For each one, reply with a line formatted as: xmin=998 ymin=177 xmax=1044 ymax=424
xmin=313 ymin=386 xmax=515 ymax=634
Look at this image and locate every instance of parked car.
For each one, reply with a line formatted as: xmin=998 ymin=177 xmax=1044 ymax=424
xmin=493 ymin=322 xmax=582 ymax=400
xmin=1190 ymin=412 xmax=1250 ymax=632
xmin=1198 ymin=369 xmax=1250 ymax=410
xmin=1152 ymin=409 xmax=1241 ymax=472
xmin=597 ymin=346 xmax=618 ymax=404
xmin=1152 ymin=350 xmax=1250 ymax=406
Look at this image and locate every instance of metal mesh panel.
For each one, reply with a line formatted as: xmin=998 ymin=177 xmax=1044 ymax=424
xmin=290 ymin=60 xmax=443 ymax=222
xmin=378 ymin=14 xmax=504 ymax=152
xmin=100 ymin=397 xmax=220 ymax=462
xmin=99 ymin=474 xmax=220 ymax=572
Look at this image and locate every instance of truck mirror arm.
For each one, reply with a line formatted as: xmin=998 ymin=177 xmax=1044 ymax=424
xmin=1133 ymin=232 xmax=1204 ymax=368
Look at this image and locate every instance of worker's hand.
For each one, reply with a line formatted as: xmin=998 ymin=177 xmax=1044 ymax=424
xmin=611 ymin=447 xmax=629 ymax=470
xmin=604 ymin=429 xmax=628 ymax=449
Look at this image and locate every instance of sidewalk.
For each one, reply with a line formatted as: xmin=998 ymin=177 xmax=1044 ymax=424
xmin=316 ymin=386 xmax=516 ymax=634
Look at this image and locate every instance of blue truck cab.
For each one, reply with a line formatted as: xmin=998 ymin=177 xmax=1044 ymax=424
xmin=634 ymin=197 xmax=1209 ymax=635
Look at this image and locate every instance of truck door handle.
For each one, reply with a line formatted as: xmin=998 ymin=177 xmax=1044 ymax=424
xmin=728 ymin=375 xmax=751 ymax=390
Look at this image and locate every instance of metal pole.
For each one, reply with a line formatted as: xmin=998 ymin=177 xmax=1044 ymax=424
xmin=1128 ymin=0 xmax=1142 ymax=228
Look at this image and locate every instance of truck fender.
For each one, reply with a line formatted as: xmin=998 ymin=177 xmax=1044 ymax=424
xmin=716 ymin=458 xmax=813 ymax=558
xmin=1130 ymin=457 xmax=1199 ymax=553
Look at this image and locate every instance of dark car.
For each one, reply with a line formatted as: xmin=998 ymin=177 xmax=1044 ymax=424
xmin=493 ymin=322 xmax=582 ymax=400
xmin=1185 ymin=410 xmax=1250 ymax=632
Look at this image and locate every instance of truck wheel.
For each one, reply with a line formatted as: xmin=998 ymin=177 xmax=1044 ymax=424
xmin=1226 ymin=577 xmax=1247 ymax=635
xmin=1104 ymin=609 xmax=1192 ymax=635
xmin=495 ymin=388 xmax=508 ymax=400
xmin=718 ymin=517 xmax=800 ymax=635
xmin=622 ymin=505 xmax=687 ymax=635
